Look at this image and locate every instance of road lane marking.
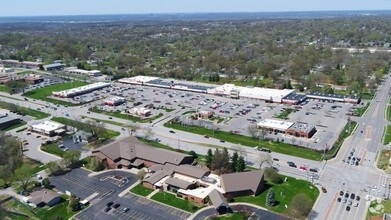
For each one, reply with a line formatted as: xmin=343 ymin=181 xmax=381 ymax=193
xmin=324 ymin=191 xmax=339 ymax=220
xmin=360 ymin=151 xmax=366 ymax=165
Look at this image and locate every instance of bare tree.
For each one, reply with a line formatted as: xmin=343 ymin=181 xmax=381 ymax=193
xmin=258 ymin=153 xmax=273 ymax=168
xmin=127 ymin=122 xmax=139 ymax=136
xmin=291 ymin=137 xmax=297 ymax=146
xmin=144 ymin=127 xmax=154 ymax=140
xmin=247 ymin=124 xmax=259 ymax=139
xmin=259 ymin=127 xmax=268 ymax=140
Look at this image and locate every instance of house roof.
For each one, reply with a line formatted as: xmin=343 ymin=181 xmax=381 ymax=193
xmin=144 ymin=170 xmax=169 ymax=185
xmin=92 ymin=136 xmax=193 ymax=166
xmin=209 ymin=189 xmax=228 ymax=209
xmin=220 ymin=170 xmax=264 ymax=194
xmin=29 ymin=189 xmax=60 ymax=205
xmin=174 ymin=165 xmax=209 ymax=179
xmin=165 ymin=177 xmax=194 ymax=189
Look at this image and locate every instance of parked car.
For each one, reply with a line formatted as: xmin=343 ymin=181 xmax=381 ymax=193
xmin=123 ymin=207 xmax=130 ymax=213
xmin=340 ymin=191 xmax=344 ymax=196
xmin=204 ymin=135 xmax=209 ymax=138
xmin=113 ymin=203 xmax=120 ymax=209
xmin=169 ymin=130 xmax=175 ymax=133
xmin=107 ymin=202 xmax=114 ymax=207
xmin=346 ymin=206 xmax=350 ymax=211
xmin=321 ymin=187 xmax=327 ymax=193
xmin=104 ymin=207 xmax=111 ymax=212
xmin=337 ymin=197 xmax=341 ymax=202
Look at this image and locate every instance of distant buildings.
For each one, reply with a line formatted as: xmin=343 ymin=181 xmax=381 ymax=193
xmin=52 ymin=82 xmax=110 ymax=98
xmin=104 ymin=97 xmax=125 ymax=106
xmin=0 ymin=114 xmax=21 ymax=130
xmin=0 ymin=59 xmax=41 ymax=68
xmin=126 ymin=107 xmax=151 ymax=117
xmin=24 ymin=74 xmax=44 ymax=85
xmin=43 ymin=63 xmax=64 ymax=71
xmin=257 ymin=119 xmax=317 ymax=138
xmin=64 ymin=67 xmax=102 ymax=77
xmin=119 ymin=75 xmax=304 ymax=104
xmin=29 ymin=120 xmax=67 ymax=136
xmin=307 ymin=91 xmax=360 ymax=104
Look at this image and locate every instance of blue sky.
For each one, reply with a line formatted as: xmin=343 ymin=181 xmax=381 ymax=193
xmin=1 ymin=0 xmax=391 ymax=17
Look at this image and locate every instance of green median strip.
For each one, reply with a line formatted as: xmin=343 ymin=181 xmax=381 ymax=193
xmin=89 ymin=107 xmax=163 ymax=123
xmin=164 ymin=120 xmax=323 ymax=161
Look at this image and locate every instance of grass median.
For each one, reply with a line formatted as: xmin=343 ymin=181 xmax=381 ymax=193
xmin=383 ymin=126 xmax=391 ymax=145
xmin=0 ymin=100 xmax=50 ymax=119
xmin=89 ymin=107 xmax=163 ymax=123
xmin=41 ymin=143 xmax=65 ymax=157
xmin=23 ymin=81 xmax=87 ymax=106
xmin=164 ymin=121 xmax=323 ymax=161
xmin=325 ymin=121 xmax=357 ymax=158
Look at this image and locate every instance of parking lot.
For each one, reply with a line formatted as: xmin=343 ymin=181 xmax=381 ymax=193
xmin=47 ymin=79 xmax=361 ymax=150
xmin=50 ymin=168 xmax=191 ymax=220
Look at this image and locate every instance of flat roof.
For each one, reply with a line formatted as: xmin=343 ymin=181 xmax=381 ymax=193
xmin=288 ymin=122 xmax=315 ymax=133
xmin=43 ymin=63 xmax=64 ymax=68
xmin=0 ymin=114 xmax=19 ymax=124
xmin=31 ymin=120 xmax=65 ymax=132
xmin=307 ymin=91 xmax=359 ymax=100
xmin=257 ymin=119 xmax=294 ymax=131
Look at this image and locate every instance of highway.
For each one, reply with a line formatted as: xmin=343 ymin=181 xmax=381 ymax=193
xmin=1 ymin=73 xmax=390 ymax=220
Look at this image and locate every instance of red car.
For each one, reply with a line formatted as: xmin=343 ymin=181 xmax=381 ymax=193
xmin=299 ymin=166 xmax=307 ymax=171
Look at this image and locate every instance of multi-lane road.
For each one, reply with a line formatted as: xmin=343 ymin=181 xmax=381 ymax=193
xmin=1 ymin=73 xmax=390 ymax=220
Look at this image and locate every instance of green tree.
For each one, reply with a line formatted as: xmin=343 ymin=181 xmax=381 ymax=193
xmin=67 ymin=194 xmax=81 ymax=212
xmin=62 ymin=150 xmax=81 ymax=168
xmin=206 ymin=149 xmax=213 ymax=168
xmin=87 ymin=157 xmax=103 ymax=171
xmin=13 ymin=165 xmax=33 ymax=192
xmin=264 ymin=167 xmax=282 ymax=184
xmin=5 ymin=80 xmax=28 ymax=94
xmin=188 ymin=150 xmax=198 ymax=159
xmin=231 ymin=151 xmax=239 ymax=172
xmin=288 ymin=193 xmax=313 ymax=219
xmin=235 ymin=155 xmax=246 ymax=172
xmin=46 ymin=161 xmax=63 ymax=176
xmin=137 ymin=170 xmax=146 ymax=181
xmin=42 ymin=178 xmax=51 ymax=188
xmin=266 ymin=189 xmax=276 ymax=206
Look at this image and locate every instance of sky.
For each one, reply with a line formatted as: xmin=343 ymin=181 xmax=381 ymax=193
xmin=1 ymin=0 xmax=391 ymax=17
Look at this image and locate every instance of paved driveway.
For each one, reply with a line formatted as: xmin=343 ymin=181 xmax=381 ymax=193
xmin=192 ymin=204 xmax=288 ymax=220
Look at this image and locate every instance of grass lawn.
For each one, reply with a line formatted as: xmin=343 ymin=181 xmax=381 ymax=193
xmin=233 ymin=176 xmax=319 ymax=214
xmin=89 ymin=107 xmax=163 ymax=123
xmin=1 ymin=157 xmax=46 ymax=188
xmin=83 ymin=116 xmax=127 ymax=127
xmin=164 ymin=108 xmax=175 ymax=112
xmin=130 ymin=184 xmax=154 ymax=197
xmin=355 ymin=103 xmax=370 ymax=116
xmin=387 ymin=105 xmax=391 ymax=122
xmin=0 ymin=85 xmax=10 ymax=93
xmin=377 ymin=150 xmax=391 ymax=171
xmin=23 ymin=81 xmax=87 ymax=106
xmin=164 ymin=121 xmax=323 ymax=161
xmin=41 ymin=143 xmax=65 ymax=157
xmin=35 ymin=196 xmax=81 ymax=220
xmin=326 ymin=121 xmax=357 ymax=158
xmin=151 ymin=191 xmax=202 ymax=213
xmin=3 ymin=121 xmax=27 ymax=131
xmin=275 ymin=108 xmax=297 ymax=119
xmin=0 ymin=101 xmax=50 ymax=119
xmin=51 ymin=117 xmax=120 ymax=142
xmin=367 ymin=199 xmax=391 ymax=219
xmin=384 ymin=126 xmax=391 ymax=145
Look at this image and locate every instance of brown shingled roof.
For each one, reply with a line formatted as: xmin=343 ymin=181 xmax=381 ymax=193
xmin=209 ymin=189 xmax=229 ymax=209
xmin=220 ymin=170 xmax=264 ymax=194
xmin=30 ymin=189 xmax=60 ymax=205
xmin=92 ymin=136 xmax=193 ymax=166
xmin=174 ymin=165 xmax=210 ymax=179
xmin=165 ymin=177 xmax=194 ymax=189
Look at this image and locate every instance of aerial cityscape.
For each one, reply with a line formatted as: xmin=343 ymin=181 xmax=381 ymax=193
xmin=1 ymin=1 xmax=391 ymax=220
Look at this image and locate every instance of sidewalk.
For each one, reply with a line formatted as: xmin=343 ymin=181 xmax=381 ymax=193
xmin=146 ymin=189 xmax=159 ymax=199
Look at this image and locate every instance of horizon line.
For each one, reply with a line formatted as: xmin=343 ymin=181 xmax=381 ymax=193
xmin=0 ymin=9 xmax=390 ymax=18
